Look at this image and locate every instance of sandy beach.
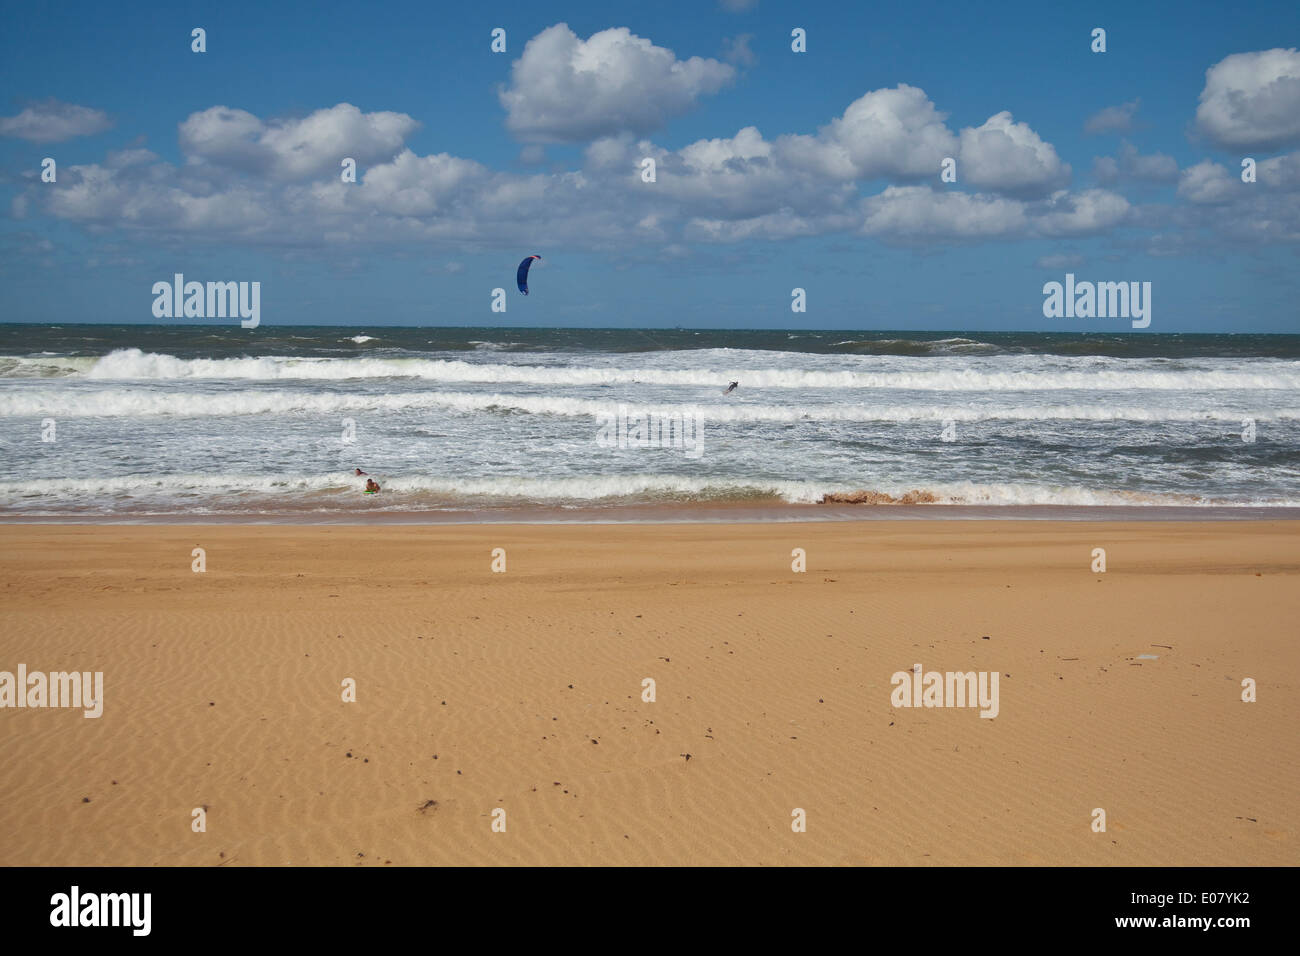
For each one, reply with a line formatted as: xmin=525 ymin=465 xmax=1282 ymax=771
xmin=0 ymin=520 xmax=1295 ymax=866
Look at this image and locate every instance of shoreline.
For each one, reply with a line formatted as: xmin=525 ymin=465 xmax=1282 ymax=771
xmin=5 ymin=504 xmax=1300 ymax=525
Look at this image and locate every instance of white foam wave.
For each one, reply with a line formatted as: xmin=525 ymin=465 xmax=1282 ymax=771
xmin=4 ymin=387 xmax=1296 ymax=422
xmin=5 ymin=349 xmax=1298 ymax=392
xmin=2 ymin=473 xmax=1294 ymax=508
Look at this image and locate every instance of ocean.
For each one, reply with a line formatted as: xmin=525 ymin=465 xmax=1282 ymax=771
xmin=2 ymin=324 xmax=1298 ymax=521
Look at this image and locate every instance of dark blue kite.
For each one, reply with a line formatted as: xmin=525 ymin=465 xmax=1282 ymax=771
xmin=516 ymin=255 xmax=542 ymax=295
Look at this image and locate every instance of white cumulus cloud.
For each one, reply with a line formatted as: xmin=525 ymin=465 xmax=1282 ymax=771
xmin=179 ymin=103 xmax=418 ymax=180
xmin=1194 ymin=48 xmax=1300 ymax=151
xmin=0 ymin=99 xmax=112 ymax=143
xmin=1177 ymin=160 xmax=1240 ymax=204
xmin=1034 ymin=188 xmax=1130 ymax=235
xmin=790 ymin=85 xmax=958 ymax=181
xmin=861 ymin=187 xmax=1028 ymax=240
xmin=958 ymin=111 xmax=1071 ymax=196
xmin=499 ymin=24 xmax=735 ymax=143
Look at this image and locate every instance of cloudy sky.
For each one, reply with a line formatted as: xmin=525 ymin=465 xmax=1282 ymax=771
xmin=1 ymin=0 xmax=1298 ymax=330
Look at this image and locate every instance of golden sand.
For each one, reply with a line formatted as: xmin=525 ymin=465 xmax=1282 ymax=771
xmin=0 ymin=521 xmax=1295 ymax=865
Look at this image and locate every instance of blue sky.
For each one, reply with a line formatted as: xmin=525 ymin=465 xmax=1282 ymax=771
xmin=1 ymin=0 xmax=1298 ymax=330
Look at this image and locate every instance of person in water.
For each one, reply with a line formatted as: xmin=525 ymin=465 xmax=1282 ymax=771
xmin=355 ymin=468 xmax=368 ymax=476
xmin=365 ymin=478 xmax=381 ymax=493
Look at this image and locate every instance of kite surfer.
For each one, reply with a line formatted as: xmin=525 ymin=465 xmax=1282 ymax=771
xmin=517 ymin=255 xmax=542 ymax=295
